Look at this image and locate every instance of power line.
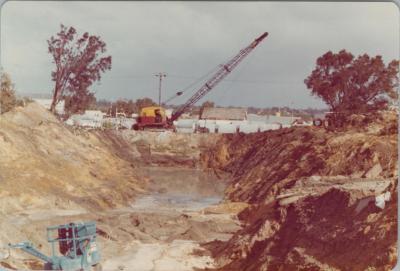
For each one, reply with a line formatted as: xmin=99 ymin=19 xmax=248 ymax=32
xmin=163 ymin=64 xmax=221 ymax=104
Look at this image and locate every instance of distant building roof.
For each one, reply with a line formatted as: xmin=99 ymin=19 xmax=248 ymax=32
xmin=200 ymin=107 xmax=247 ymax=121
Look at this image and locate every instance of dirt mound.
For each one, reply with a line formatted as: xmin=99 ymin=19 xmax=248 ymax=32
xmin=207 ymin=178 xmax=396 ymax=271
xmin=0 ymin=103 xmax=145 ymax=212
xmin=0 ymin=103 xmax=148 ymax=265
xmin=202 ymin=112 xmax=398 ymax=270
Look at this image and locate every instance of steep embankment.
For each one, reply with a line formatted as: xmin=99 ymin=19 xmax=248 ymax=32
xmin=202 ymin=112 xmax=398 ymax=270
xmin=0 ymin=103 xmax=145 ymax=213
xmin=0 ymin=103 xmax=226 ymax=270
xmin=0 ymin=103 xmax=219 ymax=215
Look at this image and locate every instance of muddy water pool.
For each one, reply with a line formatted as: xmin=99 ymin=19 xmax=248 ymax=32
xmin=132 ymin=166 xmax=227 ymax=212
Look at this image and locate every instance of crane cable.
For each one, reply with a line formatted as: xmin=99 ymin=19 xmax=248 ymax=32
xmin=163 ymin=37 xmax=263 ymax=105
xmin=163 ymin=63 xmax=221 ymax=104
xmin=162 ymin=45 xmax=248 ymax=105
xmin=211 ymin=45 xmax=259 ymax=106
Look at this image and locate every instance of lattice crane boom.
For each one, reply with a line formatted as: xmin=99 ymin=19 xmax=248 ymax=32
xmin=170 ymin=32 xmax=268 ymax=122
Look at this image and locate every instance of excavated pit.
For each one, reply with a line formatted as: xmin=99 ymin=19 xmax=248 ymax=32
xmin=0 ymin=103 xmax=397 ymax=271
xmin=0 ymin=104 xmax=240 ymax=270
xmin=1 ymin=160 xmax=240 ymax=271
xmin=100 ymin=166 xmax=240 ymax=271
xmin=1 ymin=165 xmax=237 ymax=270
xmin=132 ymin=167 xmax=226 ymax=212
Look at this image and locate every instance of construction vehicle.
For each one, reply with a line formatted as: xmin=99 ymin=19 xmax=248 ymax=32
xmin=132 ymin=106 xmax=169 ymax=130
xmin=7 ymin=221 xmax=101 ymax=271
xmin=313 ymin=111 xmax=347 ymax=131
xmin=133 ymin=32 xmax=269 ymax=130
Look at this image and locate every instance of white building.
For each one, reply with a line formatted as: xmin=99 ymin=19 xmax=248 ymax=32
xmin=66 ymin=110 xmax=137 ymax=129
xmin=194 ymin=107 xmax=283 ymax=134
xmin=247 ymin=113 xmax=301 ymax=128
xmin=66 ymin=110 xmax=105 ymax=128
xmin=174 ymin=119 xmax=196 ymax=133
xmin=174 ymin=108 xmax=306 ymax=134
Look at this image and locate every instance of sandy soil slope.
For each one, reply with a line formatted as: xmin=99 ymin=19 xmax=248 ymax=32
xmin=0 ymin=103 xmax=145 ymax=214
xmin=0 ymin=104 xmax=232 ymax=270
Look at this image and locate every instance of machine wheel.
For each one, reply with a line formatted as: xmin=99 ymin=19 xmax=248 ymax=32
xmin=313 ymin=118 xmax=323 ymax=127
xmin=91 ymin=263 xmax=103 ymax=271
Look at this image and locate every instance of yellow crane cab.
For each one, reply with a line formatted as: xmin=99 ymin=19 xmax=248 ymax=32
xmin=133 ymin=106 xmax=169 ymax=130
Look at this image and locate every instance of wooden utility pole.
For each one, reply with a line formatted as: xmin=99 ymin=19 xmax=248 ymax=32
xmin=155 ymin=72 xmax=167 ymax=106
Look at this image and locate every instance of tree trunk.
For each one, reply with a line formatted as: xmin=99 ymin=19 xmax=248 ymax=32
xmin=50 ymin=86 xmax=59 ymax=113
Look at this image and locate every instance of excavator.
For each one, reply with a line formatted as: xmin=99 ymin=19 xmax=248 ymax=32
xmin=132 ymin=32 xmax=269 ymax=131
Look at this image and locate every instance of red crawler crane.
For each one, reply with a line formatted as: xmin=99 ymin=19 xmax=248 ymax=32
xmin=133 ymin=32 xmax=268 ymax=130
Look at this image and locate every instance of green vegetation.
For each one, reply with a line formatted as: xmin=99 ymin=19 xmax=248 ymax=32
xmin=305 ymin=50 xmax=399 ymax=114
xmin=0 ymin=72 xmax=26 ymax=114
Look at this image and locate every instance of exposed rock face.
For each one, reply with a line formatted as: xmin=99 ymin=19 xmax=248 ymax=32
xmin=203 ymin=112 xmax=398 ymax=271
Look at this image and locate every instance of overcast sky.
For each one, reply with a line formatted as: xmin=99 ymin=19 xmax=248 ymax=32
xmin=1 ymin=1 xmax=399 ymax=109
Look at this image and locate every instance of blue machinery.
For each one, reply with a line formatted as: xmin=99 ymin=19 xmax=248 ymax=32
xmin=7 ymin=221 xmax=102 ymax=271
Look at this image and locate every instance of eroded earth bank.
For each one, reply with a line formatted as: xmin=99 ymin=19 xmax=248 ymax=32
xmin=0 ymin=103 xmax=397 ymax=271
xmin=201 ymin=112 xmax=398 ymax=271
